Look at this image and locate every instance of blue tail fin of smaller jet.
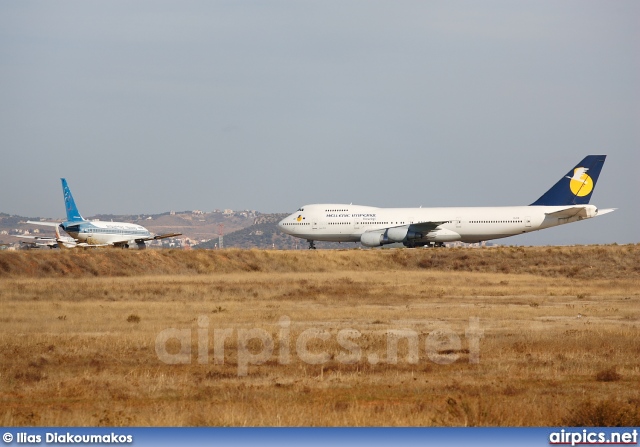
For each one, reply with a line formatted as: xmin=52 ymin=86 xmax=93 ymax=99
xmin=531 ymin=155 xmax=607 ymax=206
xmin=61 ymin=178 xmax=85 ymax=222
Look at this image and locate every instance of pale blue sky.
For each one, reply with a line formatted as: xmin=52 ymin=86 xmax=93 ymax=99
xmin=1 ymin=1 xmax=638 ymax=244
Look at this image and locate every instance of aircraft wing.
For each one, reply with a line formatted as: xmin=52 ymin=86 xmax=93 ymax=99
xmin=135 ymin=233 xmax=182 ymax=242
xmin=408 ymin=221 xmax=450 ymax=233
xmin=152 ymin=233 xmax=182 ymax=240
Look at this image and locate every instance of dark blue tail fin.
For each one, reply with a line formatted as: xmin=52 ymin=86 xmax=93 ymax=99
xmin=61 ymin=178 xmax=85 ymax=222
xmin=531 ymin=155 xmax=607 ymax=206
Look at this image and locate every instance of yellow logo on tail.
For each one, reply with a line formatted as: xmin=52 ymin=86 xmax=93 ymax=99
xmin=566 ymin=167 xmax=593 ymax=196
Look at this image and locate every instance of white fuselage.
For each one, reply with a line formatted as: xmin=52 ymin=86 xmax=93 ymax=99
xmin=278 ymin=203 xmax=602 ymax=245
xmin=63 ymin=220 xmax=152 ymax=246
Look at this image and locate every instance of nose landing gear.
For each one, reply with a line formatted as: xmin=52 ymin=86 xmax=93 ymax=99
xmin=308 ymin=240 xmax=316 ymax=250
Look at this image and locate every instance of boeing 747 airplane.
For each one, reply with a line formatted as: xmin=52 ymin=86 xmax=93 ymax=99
xmin=278 ymin=155 xmax=615 ymax=249
xmin=27 ymin=179 xmax=181 ymax=249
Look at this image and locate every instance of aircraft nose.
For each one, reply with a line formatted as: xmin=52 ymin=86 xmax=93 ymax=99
xmin=278 ymin=216 xmax=291 ymax=234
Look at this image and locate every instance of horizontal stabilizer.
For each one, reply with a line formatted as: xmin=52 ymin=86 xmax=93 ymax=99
xmin=596 ymin=208 xmax=616 ymax=216
xmin=545 ymin=207 xmax=588 ymax=219
xmin=545 ymin=206 xmax=616 ymax=219
xmin=27 ymin=220 xmax=62 ymax=227
xmin=17 ymin=235 xmax=58 ymax=241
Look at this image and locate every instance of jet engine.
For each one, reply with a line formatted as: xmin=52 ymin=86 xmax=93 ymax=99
xmin=360 ymin=231 xmax=385 ymax=247
xmin=361 ymin=226 xmax=425 ymax=247
xmin=385 ymin=226 xmax=423 ymax=243
xmin=424 ymin=228 xmax=461 ymax=242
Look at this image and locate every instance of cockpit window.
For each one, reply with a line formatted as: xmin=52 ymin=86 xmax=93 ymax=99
xmin=297 ymin=208 xmax=304 ymax=212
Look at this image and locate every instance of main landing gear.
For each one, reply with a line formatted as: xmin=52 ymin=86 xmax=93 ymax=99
xmin=308 ymin=240 xmax=316 ymax=250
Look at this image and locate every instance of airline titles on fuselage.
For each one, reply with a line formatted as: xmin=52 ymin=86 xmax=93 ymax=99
xmin=326 ymin=213 xmax=376 ymax=219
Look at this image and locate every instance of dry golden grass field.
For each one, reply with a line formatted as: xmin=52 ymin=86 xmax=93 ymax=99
xmin=1 ymin=245 xmax=639 ymax=426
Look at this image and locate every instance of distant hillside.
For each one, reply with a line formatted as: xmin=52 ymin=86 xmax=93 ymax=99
xmin=1 ymin=210 xmax=355 ymax=250
xmin=0 ymin=210 xmax=257 ymax=248
xmin=92 ymin=211 xmax=256 ymax=244
xmin=195 ymin=214 xmax=356 ymax=250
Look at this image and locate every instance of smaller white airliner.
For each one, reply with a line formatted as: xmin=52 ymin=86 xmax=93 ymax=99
xmin=278 ymin=155 xmax=615 ymax=249
xmin=27 ymin=179 xmax=181 ymax=249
